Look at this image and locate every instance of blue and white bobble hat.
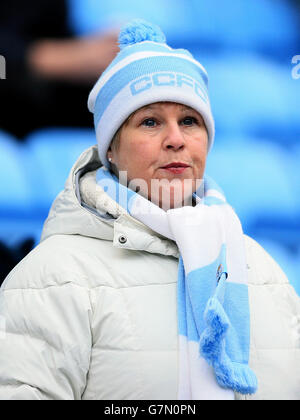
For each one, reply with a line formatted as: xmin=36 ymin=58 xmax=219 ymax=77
xmin=88 ymin=19 xmax=215 ymax=168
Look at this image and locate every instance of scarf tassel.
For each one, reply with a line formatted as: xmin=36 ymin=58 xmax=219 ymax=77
xmin=199 ymin=295 xmax=258 ymax=395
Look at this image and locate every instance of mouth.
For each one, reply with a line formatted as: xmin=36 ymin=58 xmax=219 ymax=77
xmin=160 ymin=162 xmax=190 ymax=174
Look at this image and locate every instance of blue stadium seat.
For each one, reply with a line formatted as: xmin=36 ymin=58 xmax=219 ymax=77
xmin=25 ymin=128 xmax=96 ymax=212
xmin=201 ymin=52 xmax=300 ymax=144
xmin=206 ymin=138 xmax=299 ymax=245
xmin=183 ymin=0 xmax=300 ymax=60
xmin=67 ymin=0 xmax=300 ymax=60
xmin=0 ymin=131 xmax=44 ymax=248
xmin=0 ymin=131 xmax=34 ymax=217
xmin=0 ymin=217 xmax=44 ymax=248
xmin=287 ymin=143 xmax=300 ymax=216
xmin=67 ymin=0 xmax=192 ymax=40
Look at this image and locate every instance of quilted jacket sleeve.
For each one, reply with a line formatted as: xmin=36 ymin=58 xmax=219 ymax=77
xmin=0 ymin=259 xmax=93 ymax=400
xmin=242 ymin=236 xmax=300 ymax=400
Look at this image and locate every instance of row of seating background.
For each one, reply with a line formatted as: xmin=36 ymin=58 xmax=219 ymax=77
xmin=67 ymin=0 xmax=300 ymax=62
xmin=1 ymin=0 xmax=300 ymax=292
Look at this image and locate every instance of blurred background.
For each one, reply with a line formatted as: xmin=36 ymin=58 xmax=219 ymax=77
xmin=0 ymin=0 xmax=299 ymax=292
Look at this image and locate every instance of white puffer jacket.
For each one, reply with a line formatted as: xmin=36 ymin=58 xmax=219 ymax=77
xmin=0 ymin=146 xmax=300 ymax=400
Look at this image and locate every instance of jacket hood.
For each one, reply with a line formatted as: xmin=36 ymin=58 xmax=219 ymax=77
xmin=41 ymin=146 xmax=179 ymax=258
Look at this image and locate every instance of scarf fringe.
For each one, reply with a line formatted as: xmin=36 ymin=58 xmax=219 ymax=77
xmin=199 ymin=296 xmax=258 ymax=395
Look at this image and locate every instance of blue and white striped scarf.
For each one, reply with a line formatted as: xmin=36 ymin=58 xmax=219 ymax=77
xmin=96 ymin=167 xmax=257 ymax=399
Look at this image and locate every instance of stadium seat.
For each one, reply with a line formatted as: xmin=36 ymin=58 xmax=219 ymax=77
xmin=0 ymin=131 xmax=43 ymax=251
xmin=286 ymin=143 xmax=300 ymax=216
xmin=206 ymin=138 xmax=299 ymax=246
xmin=0 ymin=217 xmax=44 ymax=248
xmin=67 ymin=0 xmax=300 ymax=60
xmin=67 ymin=0 xmax=192 ymax=40
xmin=25 ymin=128 xmax=96 ymax=212
xmin=0 ymin=131 xmax=34 ymax=217
xmin=201 ymin=52 xmax=300 ymax=144
xmin=182 ymin=0 xmax=300 ymax=60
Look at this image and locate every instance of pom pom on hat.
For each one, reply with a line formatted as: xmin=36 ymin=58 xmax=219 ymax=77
xmin=118 ymin=19 xmax=166 ymax=50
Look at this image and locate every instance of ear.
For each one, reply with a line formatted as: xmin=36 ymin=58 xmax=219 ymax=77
xmin=107 ymin=147 xmax=113 ymax=163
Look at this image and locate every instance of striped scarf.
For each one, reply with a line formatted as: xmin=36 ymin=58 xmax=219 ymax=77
xmin=96 ymin=167 xmax=257 ymax=400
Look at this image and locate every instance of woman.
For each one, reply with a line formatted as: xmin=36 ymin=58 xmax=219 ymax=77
xmin=0 ymin=20 xmax=299 ymax=400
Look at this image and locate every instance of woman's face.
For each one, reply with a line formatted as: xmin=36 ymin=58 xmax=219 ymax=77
xmin=107 ymin=102 xmax=208 ymax=209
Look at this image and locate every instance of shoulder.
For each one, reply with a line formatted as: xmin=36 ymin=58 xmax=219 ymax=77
xmin=2 ymin=233 xmax=177 ymax=292
xmin=244 ymin=235 xmax=289 ymax=286
xmin=1 ymin=234 xmax=112 ymax=291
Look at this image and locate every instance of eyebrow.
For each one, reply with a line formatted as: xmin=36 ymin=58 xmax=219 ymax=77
xmin=138 ymin=105 xmax=156 ymax=112
xmin=137 ymin=104 xmax=195 ymax=113
xmin=180 ymin=106 xmax=196 ymax=112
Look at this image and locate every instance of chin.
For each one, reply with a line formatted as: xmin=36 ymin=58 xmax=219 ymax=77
xmin=159 ymin=187 xmax=195 ymax=210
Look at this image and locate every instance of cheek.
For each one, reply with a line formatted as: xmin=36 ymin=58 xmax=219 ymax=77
xmin=130 ymin=137 xmax=157 ymax=162
xmin=191 ymin=140 xmax=208 ymax=173
xmin=116 ymin=138 xmax=155 ymax=179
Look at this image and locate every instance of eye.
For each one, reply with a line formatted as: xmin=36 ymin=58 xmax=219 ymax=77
xmin=142 ymin=118 xmax=157 ymax=127
xmin=181 ymin=117 xmax=198 ymax=126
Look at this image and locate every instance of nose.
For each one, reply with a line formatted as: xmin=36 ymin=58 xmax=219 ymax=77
xmin=162 ymin=121 xmax=185 ymax=151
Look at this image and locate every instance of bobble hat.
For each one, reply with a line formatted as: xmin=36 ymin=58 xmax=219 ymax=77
xmin=88 ymin=19 xmax=215 ymax=168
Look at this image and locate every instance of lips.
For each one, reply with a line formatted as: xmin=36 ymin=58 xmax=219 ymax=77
xmin=161 ymin=162 xmax=190 ymax=169
xmin=160 ymin=162 xmax=190 ymax=175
